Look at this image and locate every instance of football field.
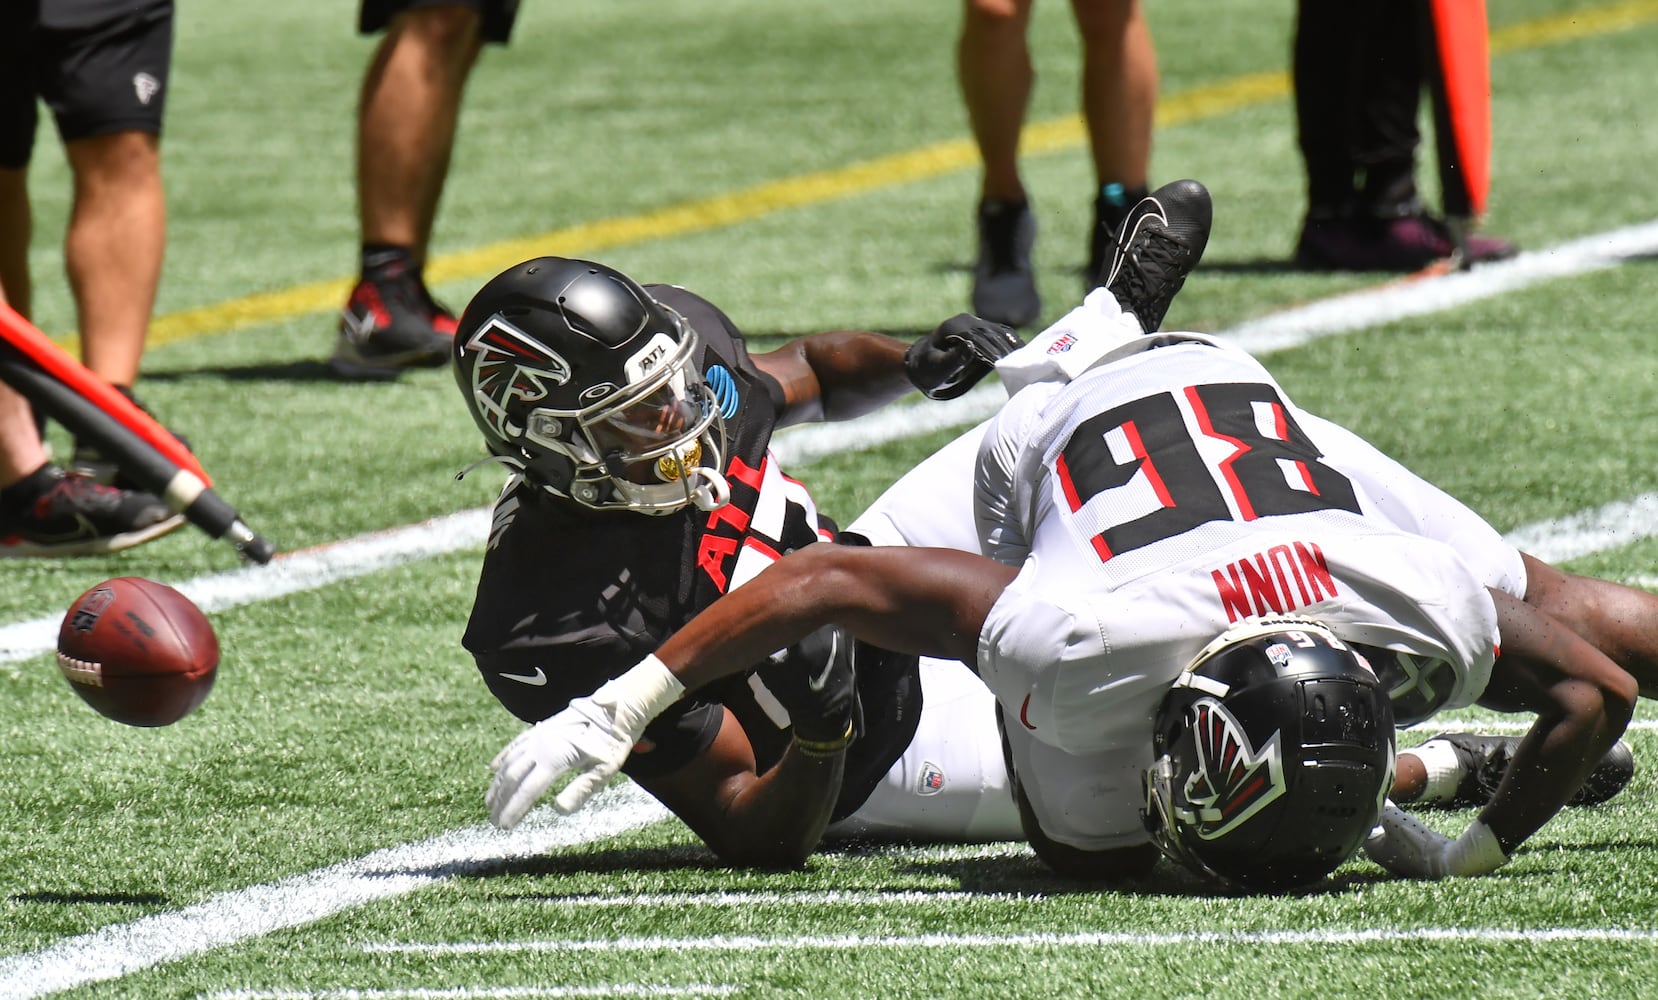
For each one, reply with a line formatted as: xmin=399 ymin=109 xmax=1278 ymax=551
xmin=4 ymin=1 xmax=1658 ymax=996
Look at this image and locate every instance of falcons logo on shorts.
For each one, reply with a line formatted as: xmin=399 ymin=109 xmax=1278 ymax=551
xmin=1179 ymin=697 xmax=1286 ymax=840
xmin=465 ymin=314 xmax=573 ymax=439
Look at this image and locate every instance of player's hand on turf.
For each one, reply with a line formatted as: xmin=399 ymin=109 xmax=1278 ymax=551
xmin=905 ymin=314 xmax=1022 ymax=401
xmin=487 ymin=694 xmax=640 ymax=828
xmin=1362 ymin=802 xmax=1508 ymax=879
xmin=755 ymin=624 xmax=861 ymax=745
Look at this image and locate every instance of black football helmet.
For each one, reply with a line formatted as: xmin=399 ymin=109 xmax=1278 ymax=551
xmin=452 ymin=257 xmax=730 ymax=514
xmin=1143 ymin=618 xmax=1395 ymax=892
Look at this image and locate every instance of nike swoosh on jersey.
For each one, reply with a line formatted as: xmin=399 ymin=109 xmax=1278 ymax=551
xmin=500 ymin=667 xmax=548 ymax=687
xmin=807 ymin=631 xmax=840 ymax=692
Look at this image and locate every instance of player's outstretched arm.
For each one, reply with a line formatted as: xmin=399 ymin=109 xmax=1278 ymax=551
xmin=756 ymin=317 xmax=1020 ymax=426
xmin=486 ymin=544 xmax=1018 ymax=825
xmin=1366 ymin=589 xmax=1638 ymax=878
xmin=754 ymin=330 xmax=911 ymax=426
xmin=658 ymin=543 xmax=1015 ymax=688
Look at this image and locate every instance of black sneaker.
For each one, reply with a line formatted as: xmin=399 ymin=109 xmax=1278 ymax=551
xmin=1098 ymin=178 xmax=1212 ymax=333
xmin=1428 ymin=732 xmax=1636 ymax=808
xmin=331 ymin=266 xmax=454 ymax=379
xmin=971 ymin=198 xmax=1041 ymax=328
xmin=0 ymin=466 xmax=183 ymax=557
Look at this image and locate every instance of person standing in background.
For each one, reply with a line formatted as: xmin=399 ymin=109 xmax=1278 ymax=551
xmin=333 ymin=1 xmax=522 ymax=379
xmin=0 ymin=0 xmax=184 ymax=482
xmin=960 ymin=0 xmax=1157 ymax=328
xmin=1290 ymin=0 xmax=1516 ymax=271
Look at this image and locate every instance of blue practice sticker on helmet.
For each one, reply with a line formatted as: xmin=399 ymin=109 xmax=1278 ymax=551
xmin=705 ymin=364 xmax=740 ymax=418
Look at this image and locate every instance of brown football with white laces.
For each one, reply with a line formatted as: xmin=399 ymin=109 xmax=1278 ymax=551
xmin=56 ymin=577 xmax=218 ymax=727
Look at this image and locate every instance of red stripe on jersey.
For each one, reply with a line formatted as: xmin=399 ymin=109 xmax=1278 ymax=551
xmin=1060 ymin=449 xmax=1116 ymax=559
xmin=1056 ymin=450 xmax=1086 ymax=512
xmin=1185 ymin=384 xmax=1256 ymax=520
xmin=1269 ymin=401 xmax=1320 ymax=497
xmin=744 ymin=535 xmax=783 ymax=564
xmin=1120 ymin=419 xmax=1175 ymax=508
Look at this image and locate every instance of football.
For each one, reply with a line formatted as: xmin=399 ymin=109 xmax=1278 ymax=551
xmin=56 ymin=577 xmax=219 ymax=728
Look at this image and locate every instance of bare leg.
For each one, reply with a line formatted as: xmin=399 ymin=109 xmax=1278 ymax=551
xmin=1071 ymin=0 xmax=1154 ymax=193
xmin=356 ymin=4 xmax=483 ymax=263
xmin=0 ymin=384 xmax=49 ymax=486
xmin=959 ymin=0 xmax=1035 ymax=203
xmin=63 ymin=130 xmax=164 ymax=389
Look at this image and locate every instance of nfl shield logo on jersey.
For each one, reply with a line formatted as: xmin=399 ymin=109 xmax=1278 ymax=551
xmin=916 ymin=761 xmax=946 ymax=796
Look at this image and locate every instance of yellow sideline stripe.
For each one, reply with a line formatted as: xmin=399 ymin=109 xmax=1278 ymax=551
xmin=74 ymin=0 xmax=1658 ymax=353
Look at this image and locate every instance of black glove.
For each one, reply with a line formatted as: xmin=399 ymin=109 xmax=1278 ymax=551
xmin=755 ymin=624 xmax=861 ymax=750
xmin=905 ymin=313 xmax=1023 ymax=401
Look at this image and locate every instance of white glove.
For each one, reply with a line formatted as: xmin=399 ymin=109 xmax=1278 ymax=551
xmin=487 ymin=695 xmax=637 ymax=829
xmin=486 ymin=656 xmax=685 ymax=829
xmin=1362 ymin=802 xmax=1509 ymax=879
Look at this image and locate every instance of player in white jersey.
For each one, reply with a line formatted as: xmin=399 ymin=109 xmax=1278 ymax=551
xmin=487 ymin=182 xmax=1652 ymax=889
xmin=843 ymin=305 xmax=1505 ymax=881
xmin=841 ymin=185 xmax=1628 ymax=882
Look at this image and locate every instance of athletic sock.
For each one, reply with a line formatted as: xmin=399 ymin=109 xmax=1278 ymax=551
xmin=1406 ymin=738 xmax=1467 ymax=805
xmin=361 ymin=244 xmax=417 ymax=283
xmin=0 ymin=461 xmax=58 ymax=515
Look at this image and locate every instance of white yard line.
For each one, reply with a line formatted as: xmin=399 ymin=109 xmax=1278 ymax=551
xmin=0 ymin=785 xmax=670 ymax=1000
xmin=0 ymin=509 xmax=489 ymax=665
xmin=4 ymin=222 xmax=1658 ymax=996
xmin=1503 ymin=493 xmax=1658 ymax=565
xmin=526 ymin=890 xmax=1048 ymax=908
xmin=205 ymin=988 xmax=737 ymax=1000
xmin=366 ymin=926 xmax=1658 ymax=956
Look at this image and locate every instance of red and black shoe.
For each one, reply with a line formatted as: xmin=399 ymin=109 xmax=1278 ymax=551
xmin=0 ymin=465 xmax=183 ymax=558
xmin=331 ymin=266 xmax=454 ymax=379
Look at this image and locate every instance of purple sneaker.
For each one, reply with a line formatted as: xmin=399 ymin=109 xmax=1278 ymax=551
xmin=1295 ymin=215 xmax=1517 ymax=272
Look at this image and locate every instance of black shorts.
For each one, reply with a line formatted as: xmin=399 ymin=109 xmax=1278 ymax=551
xmin=0 ymin=0 xmax=173 ymax=169
xmin=358 ymin=0 xmax=522 ymax=44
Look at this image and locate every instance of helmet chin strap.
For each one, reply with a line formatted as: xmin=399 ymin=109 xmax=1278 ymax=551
xmin=688 ymin=466 xmax=731 ymax=511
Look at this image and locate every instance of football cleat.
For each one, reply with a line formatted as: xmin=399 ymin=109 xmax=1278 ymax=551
xmin=971 ymin=198 xmax=1041 ymax=328
xmin=331 ymin=267 xmax=454 ymax=379
xmin=1086 ymin=182 xmax=1147 ymax=293
xmin=1098 ymin=179 xmax=1212 ymax=334
xmin=1417 ymin=732 xmax=1636 ymax=808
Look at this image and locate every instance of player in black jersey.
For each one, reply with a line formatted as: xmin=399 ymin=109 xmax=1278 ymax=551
xmin=455 ymin=257 xmax=1025 ymax=865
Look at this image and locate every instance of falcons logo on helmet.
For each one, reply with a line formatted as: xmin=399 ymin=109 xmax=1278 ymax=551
xmin=1179 ymin=697 xmax=1286 ymax=840
xmin=465 ymin=315 xmax=573 ymax=439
